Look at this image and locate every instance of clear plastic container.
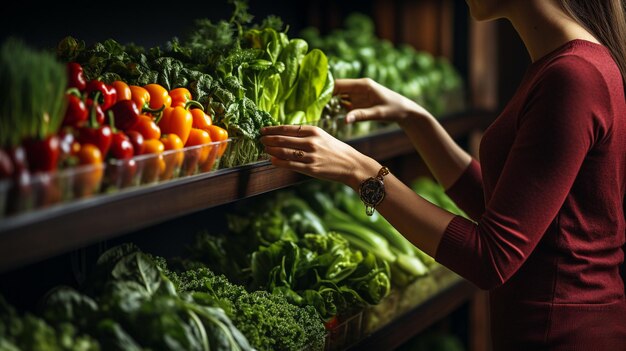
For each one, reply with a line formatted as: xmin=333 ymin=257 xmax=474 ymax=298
xmin=0 ymin=139 xmax=231 ymax=218
xmin=218 ymin=136 xmax=269 ymax=169
xmin=104 ymin=139 xmax=230 ymax=190
xmin=1 ymin=162 xmax=105 ymax=217
xmin=325 ymin=310 xmax=364 ymax=351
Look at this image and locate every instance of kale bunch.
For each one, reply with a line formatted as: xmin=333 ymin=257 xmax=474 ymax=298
xmin=177 ymin=267 xmax=326 ymax=351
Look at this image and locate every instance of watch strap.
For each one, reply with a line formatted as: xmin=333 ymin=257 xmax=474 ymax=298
xmin=359 ymin=166 xmax=390 ymax=216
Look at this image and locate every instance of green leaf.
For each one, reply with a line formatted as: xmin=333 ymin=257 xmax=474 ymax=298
xmin=285 ymin=49 xmax=330 ymax=122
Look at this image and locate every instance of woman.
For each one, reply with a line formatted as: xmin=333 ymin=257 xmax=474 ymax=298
xmin=260 ymin=0 xmax=626 ymax=350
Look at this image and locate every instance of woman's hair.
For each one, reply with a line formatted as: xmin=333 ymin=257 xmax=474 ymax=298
xmin=559 ymin=0 xmax=626 ymax=89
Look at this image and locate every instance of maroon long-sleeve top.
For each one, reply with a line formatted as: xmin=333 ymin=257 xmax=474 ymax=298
xmin=435 ymin=40 xmax=626 ymax=350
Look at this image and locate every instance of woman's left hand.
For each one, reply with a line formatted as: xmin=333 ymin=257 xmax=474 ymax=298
xmin=260 ymin=124 xmax=381 ymax=189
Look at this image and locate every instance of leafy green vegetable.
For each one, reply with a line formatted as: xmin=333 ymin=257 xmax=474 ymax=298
xmin=301 ymin=13 xmax=465 ymax=116
xmin=0 ymin=38 xmax=67 ymax=147
xmin=177 ymin=267 xmax=326 ymax=351
xmin=0 ymin=294 xmax=100 ymax=351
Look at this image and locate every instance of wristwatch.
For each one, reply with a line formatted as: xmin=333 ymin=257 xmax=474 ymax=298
xmin=358 ymin=166 xmax=390 ymax=216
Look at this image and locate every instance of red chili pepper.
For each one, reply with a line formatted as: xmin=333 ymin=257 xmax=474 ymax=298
xmin=67 ymin=62 xmax=86 ymax=91
xmin=109 ymin=100 xmax=141 ymax=131
xmin=62 ymin=92 xmax=88 ymax=128
xmin=22 ymin=135 xmax=61 ymax=173
xmin=85 ymin=80 xmax=117 ymax=111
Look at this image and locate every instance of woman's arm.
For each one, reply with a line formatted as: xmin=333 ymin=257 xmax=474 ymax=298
xmin=335 ymin=78 xmax=473 ymax=190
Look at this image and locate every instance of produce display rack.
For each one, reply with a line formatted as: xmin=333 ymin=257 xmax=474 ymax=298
xmin=0 ymin=110 xmax=496 ymax=350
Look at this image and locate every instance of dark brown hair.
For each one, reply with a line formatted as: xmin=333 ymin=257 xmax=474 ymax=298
xmin=560 ymin=0 xmax=626 ymax=89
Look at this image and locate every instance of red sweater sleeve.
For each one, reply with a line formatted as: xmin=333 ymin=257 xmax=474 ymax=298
xmin=445 ymin=158 xmax=484 ymax=221
xmin=435 ymin=56 xmax=613 ymax=289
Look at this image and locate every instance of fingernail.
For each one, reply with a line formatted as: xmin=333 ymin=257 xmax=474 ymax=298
xmin=345 ymin=115 xmax=354 ymax=123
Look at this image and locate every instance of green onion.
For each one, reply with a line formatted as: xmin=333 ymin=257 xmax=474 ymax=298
xmin=0 ymin=37 xmax=67 ymax=148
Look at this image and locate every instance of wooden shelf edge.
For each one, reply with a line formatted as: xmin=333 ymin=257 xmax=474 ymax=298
xmin=0 ymin=110 xmax=496 ymax=273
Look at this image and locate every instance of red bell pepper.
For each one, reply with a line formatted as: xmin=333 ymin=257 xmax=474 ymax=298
xmin=23 ymin=135 xmax=61 ymax=173
xmin=62 ymin=89 xmax=88 ymax=127
xmin=0 ymin=148 xmax=13 ymax=179
xmin=66 ymin=62 xmax=86 ymax=91
xmin=109 ymin=132 xmax=134 ymax=160
xmin=77 ymin=100 xmax=112 ymax=158
xmin=78 ymin=126 xmax=112 ymax=159
xmin=125 ymin=130 xmax=145 ymax=155
xmin=109 ymin=100 xmax=141 ymax=131
xmin=85 ymin=98 xmax=105 ymax=126
xmin=85 ymin=80 xmax=117 ymax=111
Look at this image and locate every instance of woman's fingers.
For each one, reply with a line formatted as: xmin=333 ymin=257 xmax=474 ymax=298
xmin=264 ymin=145 xmax=312 ymax=163
xmin=261 ymin=124 xmax=316 ymax=137
xmin=346 ymin=105 xmax=397 ymax=123
xmin=333 ymin=78 xmax=375 ymax=95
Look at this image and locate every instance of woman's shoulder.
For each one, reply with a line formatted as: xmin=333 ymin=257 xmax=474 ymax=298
xmin=535 ymin=40 xmax=619 ymax=91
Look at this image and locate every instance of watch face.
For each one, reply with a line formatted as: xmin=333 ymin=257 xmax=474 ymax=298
xmin=359 ymin=177 xmax=385 ymax=206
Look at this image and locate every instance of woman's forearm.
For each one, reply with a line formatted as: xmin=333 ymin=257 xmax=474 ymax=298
xmin=399 ymin=112 xmax=473 ymax=190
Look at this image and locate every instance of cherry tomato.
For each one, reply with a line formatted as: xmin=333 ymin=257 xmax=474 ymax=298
xmin=77 ymin=143 xmax=103 ymax=165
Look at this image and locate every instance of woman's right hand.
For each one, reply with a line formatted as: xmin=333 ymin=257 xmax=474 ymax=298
xmin=334 ymin=78 xmax=434 ymax=125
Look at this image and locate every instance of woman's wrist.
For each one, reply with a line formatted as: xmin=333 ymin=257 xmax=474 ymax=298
xmin=399 ymin=104 xmax=434 ymax=127
xmin=345 ymin=156 xmax=383 ymax=191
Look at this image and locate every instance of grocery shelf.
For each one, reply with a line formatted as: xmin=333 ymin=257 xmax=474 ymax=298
xmin=0 ymin=110 xmax=495 ymax=273
xmin=351 ymin=267 xmax=476 ymax=350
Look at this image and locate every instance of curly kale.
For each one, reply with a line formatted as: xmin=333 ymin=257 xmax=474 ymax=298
xmin=178 ymin=268 xmax=326 ymax=351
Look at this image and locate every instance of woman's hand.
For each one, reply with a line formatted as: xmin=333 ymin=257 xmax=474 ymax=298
xmin=335 ymin=78 xmax=433 ymax=125
xmin=260 ymin=124 xmax=381 ymax=189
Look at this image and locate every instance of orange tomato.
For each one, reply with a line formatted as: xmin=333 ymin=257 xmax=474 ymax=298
xmin=191 ymin=108 xmax=212 ymax=129
xmin=75 ymin=143 xmax=104 ymax=196
xmin=130 ymin=115 xmax=161 ymax=140
xmin=144 ymin=83 xmax=172 ymax=110
xmin=159 ymin=106 xmax=193 ymax=145
xmin=111 ymin=81 xmax=132 ymax=102
xmin=77 ymin=143 xmax=103 ymax=165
